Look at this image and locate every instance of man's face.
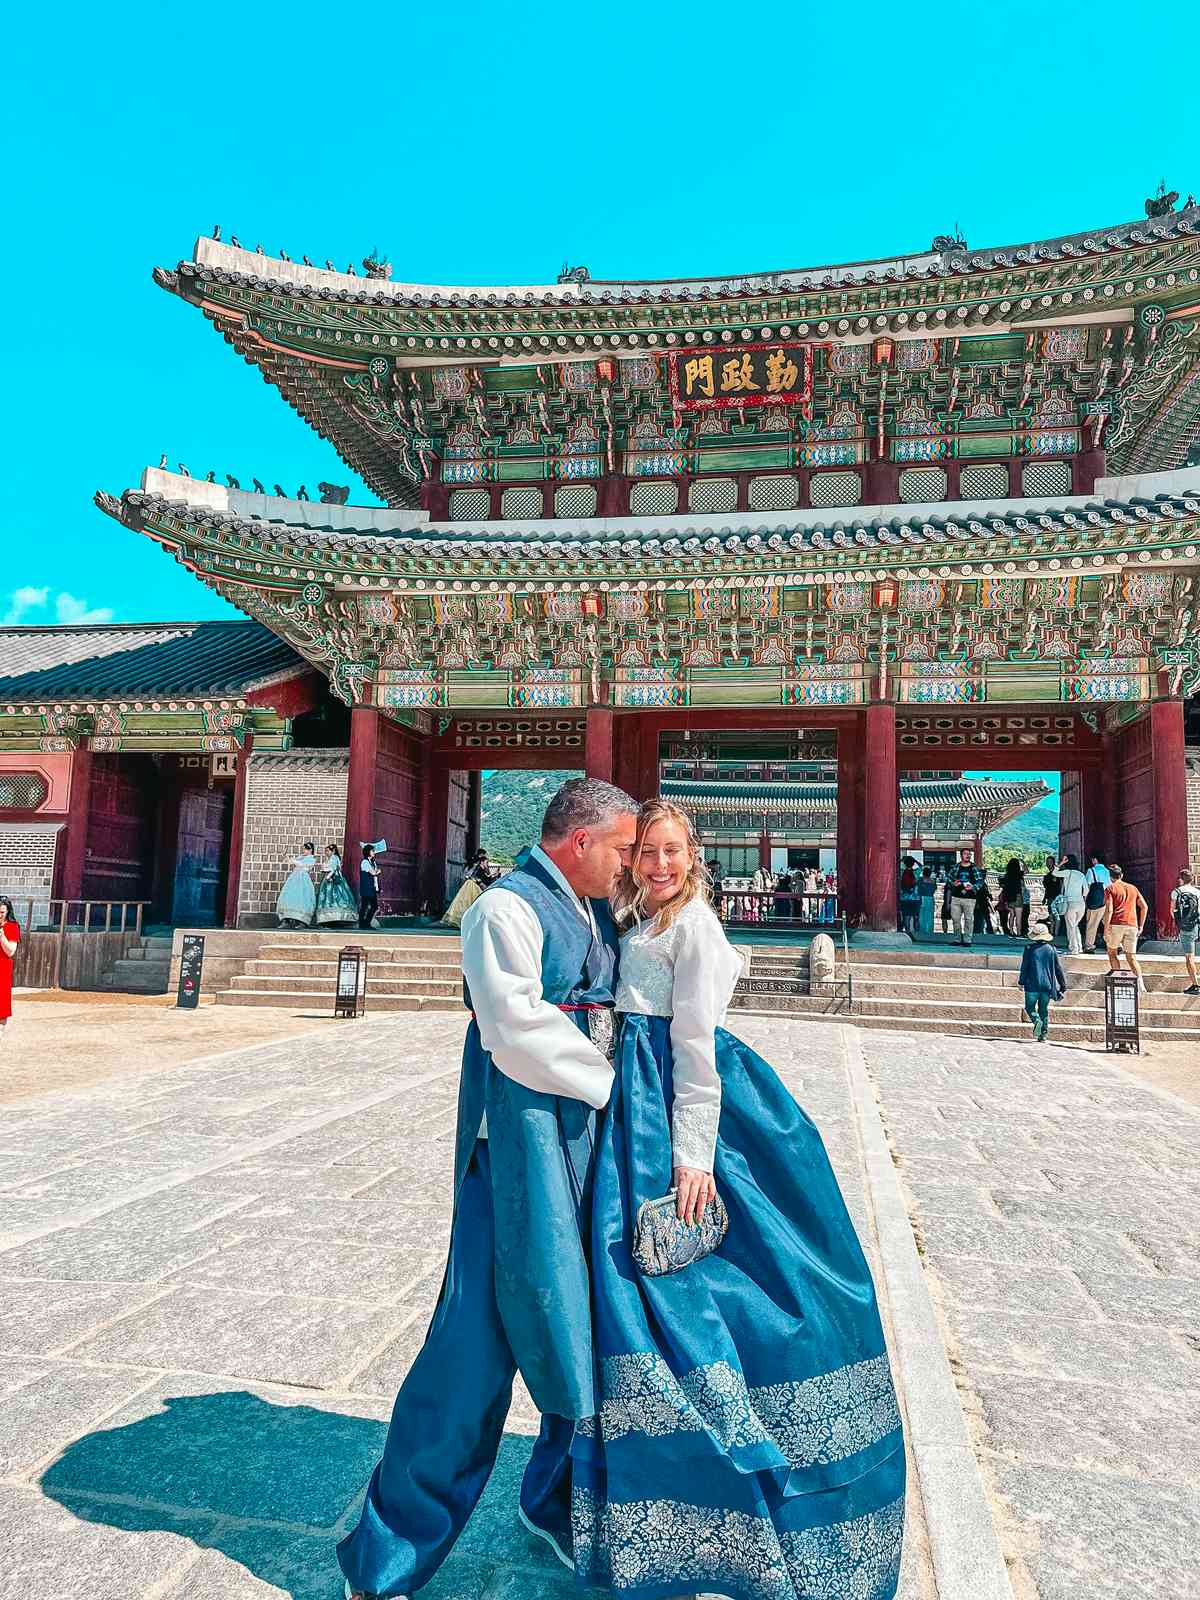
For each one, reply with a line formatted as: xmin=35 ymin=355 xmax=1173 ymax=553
xmin=961 ymin=852 xmax=973 ymax=865
xmin=565 ymin=813 xmax=639 ymax=899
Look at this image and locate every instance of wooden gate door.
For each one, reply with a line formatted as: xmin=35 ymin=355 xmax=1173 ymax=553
xmin=172 ymin=787 xmax=233 ymax=925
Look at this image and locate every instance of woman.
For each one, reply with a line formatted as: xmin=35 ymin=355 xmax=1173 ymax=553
xmin=998 ymin=859 xmax=1025 ymax=937
xmin=572 ymin=799 xmax=906 ymax=1600
xmin=315 ymin=844 xmax=358 ymax=927
xmin=1057 ymin=854 xmax=1089 ymax=955
xmin=974 ymin=874 xmax=996 ymax=936
xmin=1042 ymin=854 xmax=1063 ymax=940
xmin=275 ymin=843 xmax=317 ymax=928
xmin=1019 ymin=923 xmax=1068 ymax=1043
xmin=358 ymin=845 xmax=382 ymax=930
xmin=917 ymin=865 xmax=937 ymax=935
xmin=0 ymin=897 xmax=20 ymax=1034
xmin=442 ymin=849 xmax=499 ymax=929
xmin=898 ymin=856 xmax=920 ymax=937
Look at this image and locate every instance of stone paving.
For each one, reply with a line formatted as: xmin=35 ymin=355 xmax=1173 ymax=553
xmin=0 ymin=1013 xmax=932 ymax=1600
xmin=858 ymin=1029 xmax=1200 ymax=1600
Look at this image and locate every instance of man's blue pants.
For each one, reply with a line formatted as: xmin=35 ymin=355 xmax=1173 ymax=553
xmin=336 ymin=1141 xmax=573 ymax=1597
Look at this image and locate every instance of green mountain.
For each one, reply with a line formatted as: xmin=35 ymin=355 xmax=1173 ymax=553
xmin=984 ymin=800 xmax=1060 ymax=867
xmin=479 ymin=769 xmax=576 ymax=862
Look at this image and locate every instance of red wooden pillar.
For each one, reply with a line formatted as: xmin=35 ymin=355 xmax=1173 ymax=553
xmin=222 ymin=733 xmax=253 ymax=929
xmin=758 ymin=823 xmax=772 ymax=871
xmin=343 ymin=705 xmax=380 ymax=870
xmin=633 ymin=717 xmax=661 ymax=801
xmin=863 ymin=702 xmax=898 ymax=931
xmin=836 ymin=719 xmax=862 ymax=923
xmin=57 ymin=744 xmax=93 ymax=905
xmin=1099 ymin=738 xmax=1119 ymax=864
xmin=973 ymin=835 xmax=984 ymax=866
xmin=585 ymin=707 xmax=615 ymax=783
xmin=1149 ymin=696 xmax=1188 ymax=936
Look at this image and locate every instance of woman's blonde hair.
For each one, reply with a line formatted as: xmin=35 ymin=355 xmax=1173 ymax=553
xmin=612 ymin=798 xmax=711 ymax=932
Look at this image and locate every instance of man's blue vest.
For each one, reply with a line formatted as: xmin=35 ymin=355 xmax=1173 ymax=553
xmin=454 ymin=852 xmax=620 ymax=1419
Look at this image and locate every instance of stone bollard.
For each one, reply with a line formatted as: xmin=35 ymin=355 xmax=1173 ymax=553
xmin=809 ymin=932 xmax=836 ymax=986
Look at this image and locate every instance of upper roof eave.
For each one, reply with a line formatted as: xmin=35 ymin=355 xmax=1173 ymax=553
xmin=171 ymin=211 xmax=1200 ymax=305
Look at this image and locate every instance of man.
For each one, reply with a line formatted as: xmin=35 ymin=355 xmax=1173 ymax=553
xmin=947 ymin=848 xmax=986 ymax=946
xmin=1103 ymin=864 xmax=1148 ymax=992
xmin=1082 ymin=852 xmax=1111 ymax=951
xmin=1171 ymin=868 xmax=1200 ymax=995
xmin=338 ymin=778 xmax=638 ymax=1600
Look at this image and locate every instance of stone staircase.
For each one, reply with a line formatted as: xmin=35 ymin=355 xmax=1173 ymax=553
xmin=100 ymin=935 xmax=174 ymax=995
xmin=213 ymin=934 xmax=1200 ymax=1043
xmin=216 ymin=936 xmax=464 ymax=1012
xmin=730 ymin=945 xmax=1200 ymax=1044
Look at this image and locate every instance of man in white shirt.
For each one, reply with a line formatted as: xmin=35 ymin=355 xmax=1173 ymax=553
xmin=339 ymin=778 xmax=638 ymax=1600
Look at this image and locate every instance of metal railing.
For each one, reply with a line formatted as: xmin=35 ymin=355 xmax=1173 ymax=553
xmin=841 ymin=913 xmax=853 ymax=1009
xmin=717 ymin=890 xmax=840 ymax=929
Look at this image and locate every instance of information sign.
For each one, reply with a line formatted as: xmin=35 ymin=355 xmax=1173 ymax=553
xmin=176 ymin=934 xmax=205 ymax=1010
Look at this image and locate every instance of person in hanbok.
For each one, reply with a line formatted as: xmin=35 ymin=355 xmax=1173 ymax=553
xmin=442 ymin=849 xmax=501 ymax=928
xmin=275 ymin=843 xmax=317 ymax=927
xmin=572 ymin=798 xmax=905 ymax=1600
xmin=315 ymin=844 xmax=358 ymax=927
xmin=338 ymin=778 xmax=640 ymax=1600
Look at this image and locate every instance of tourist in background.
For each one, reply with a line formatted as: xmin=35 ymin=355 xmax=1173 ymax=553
xmin=1042 ymin=854 xmax=1064 ymax=940
xmin=918 ymin=865 xmax=938 ymax=935
xmin=1171 ymin=868 xmax=1200 ymax=994
xmin=358 ymin=844 xmax=382 ymax=930
xmin=940 ymin=872 xmax=953 ymax=934
xmin=998 ymin=859 xmax=1026 ymax=937
xmin=0 ymin=896 xmax=20 ymax=1037
xmin=443 ymin=849 xmax=501 ymax=928
xmin=275 ymin=842 xmax=317 ymax=928
xmin=899 ymin=856 xmax=920 ymax=937
xmin=315 ymin=843 xmax=358 ymax=927
xmin=974 ymin=873 xmax=996 ymax=936
xmin=947 ymin=849 xmax=986 ymax=946
xmin=821 ymin=869 xmax=838 ymax=923
xmin=1057 ymin=854 xmax=1089 ymax=954
xmin=1018 ymin=923 xmax=1068 ymax=1043
xmin=773 ymin=868 xmax=794 ymax=921
xmin=1103 ymin=865 xmax=1149 ymax=992
xmin=709 ymin=857 xmax=725 ymax=920
xmin=1083 ymin=853 xmax=1111 ymax=951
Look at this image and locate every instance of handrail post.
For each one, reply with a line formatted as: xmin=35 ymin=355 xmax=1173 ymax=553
xmin=136 ymin=902 xmax=144 ymax=938
xmin=841 ymin=914 xmax=853 ymax=1009
xmin=52 ymin=899 xmax=68 ymax=991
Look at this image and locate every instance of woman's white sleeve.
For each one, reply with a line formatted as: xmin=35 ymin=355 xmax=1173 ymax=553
xmin=461 ymin=891 xmax=614 ymax=1109
xmin=668 ymin=909 xmax=741 ymax=1173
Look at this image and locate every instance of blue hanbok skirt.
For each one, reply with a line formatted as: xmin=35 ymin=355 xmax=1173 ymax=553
xmin=275 ymin=865 xmax=315 ymax=926
xmin=571 ymin=1014 xmax=905 ymax=1600
xmin=315 ymin=869 xmax=358 ymax=926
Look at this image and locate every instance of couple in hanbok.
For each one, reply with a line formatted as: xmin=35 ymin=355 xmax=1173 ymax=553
xmin=339 ymin=779 xmax=904 ymax=1600
xmin=275 ymin=842 xmax=358 ymax=928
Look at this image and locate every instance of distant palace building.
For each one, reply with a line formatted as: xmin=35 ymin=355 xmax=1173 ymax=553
xmin=4 ymin=204 xmax=1200 ymax=929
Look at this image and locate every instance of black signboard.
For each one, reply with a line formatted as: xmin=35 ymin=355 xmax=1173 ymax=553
xmin=176 ymin=934 xmax=205 ymax=1010
xmin=668 ymin=342 xmax=813 ymax=411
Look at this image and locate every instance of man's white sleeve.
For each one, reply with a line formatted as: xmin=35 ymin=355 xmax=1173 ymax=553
xmin=461 ymin=890 xmax=614 ymax=1108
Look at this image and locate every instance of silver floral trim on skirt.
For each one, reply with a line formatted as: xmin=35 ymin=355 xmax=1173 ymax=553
xmin=574 ymin=1350 xmax=900 ymax=1468
xmin=572 ymin=1487 xmax=904 ymax=1600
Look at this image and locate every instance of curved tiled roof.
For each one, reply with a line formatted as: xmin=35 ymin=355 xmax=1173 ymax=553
xmin=176 ymin=212 xmax=1200 ymax=305
xmin=663 ymin=778 xmax=1050 ymax=808
xmin=0 ymin=620 xmax=304 ymax=701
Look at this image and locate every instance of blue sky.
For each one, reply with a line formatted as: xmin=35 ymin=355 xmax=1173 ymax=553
xmin=3 ymin=2 xmax=1195 ymax=628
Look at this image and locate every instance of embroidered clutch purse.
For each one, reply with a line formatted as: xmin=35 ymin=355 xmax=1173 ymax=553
xmin=632 ymin=1189 xmax=729 ymax=1277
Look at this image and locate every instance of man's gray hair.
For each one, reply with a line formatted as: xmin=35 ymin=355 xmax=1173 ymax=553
xmin=541 ymin=777 xmax=639 ymax=842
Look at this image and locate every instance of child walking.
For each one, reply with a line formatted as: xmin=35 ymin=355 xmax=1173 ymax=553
xmin=1018 ymin=923 xmax=1068 ymax=1042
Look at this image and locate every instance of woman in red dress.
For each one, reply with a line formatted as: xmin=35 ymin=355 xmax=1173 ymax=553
xmin=0 ymin=897 xmax=20 ymax=1029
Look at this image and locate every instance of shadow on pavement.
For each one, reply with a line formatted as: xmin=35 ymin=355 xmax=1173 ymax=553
xmin=39 ymin=1390 xmax=553 ymax=1598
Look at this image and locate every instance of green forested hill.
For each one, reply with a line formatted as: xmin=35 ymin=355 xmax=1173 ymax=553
xmin=479 ymin=770 xmax=576 ymax=861
xmin=983 ymin=801 xmax=1060 ymax=869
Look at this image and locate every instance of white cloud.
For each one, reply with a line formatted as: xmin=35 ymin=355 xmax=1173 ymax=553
xmin=1 ymin=586 xmax=49 ymax=625
xmin=54 ymin=592 xmax=115 ymax=626
xmin=1 ymin=588 xmax=114 ymax=627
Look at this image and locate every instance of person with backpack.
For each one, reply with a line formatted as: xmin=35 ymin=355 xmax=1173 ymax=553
xmin=899 ymin=856 xmax=920 ymax=937
xmin=1018 ymin=923 xmax=1068 ymax=1042
xmin=1171 ymin=868 xmax=1200 ymax=994
xmin=1083 ymin=854 xmax=1111 ymax=951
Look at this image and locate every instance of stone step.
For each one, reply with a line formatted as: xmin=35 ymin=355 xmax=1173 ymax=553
xmin=102 ymin=959 xmax=171 ymax=994
xmin=256 ymin=935 xmax=462 ymax=954
xmin=254 ymin=942 xmax=462 ymax=966
xmin=244 ymin=958 xmax=462 ymax=981
xmin=215 ymin=988 xmax=461 ymax=1013
xmin=729 ymin=1007 xmax=1200 ymax=1043
xmin=228 ymin=973 xmax=461 ymax=998
xmin=727 ymin=990 xmax=1200 ymax=1027
xmin=804 ymin=972 xmax=1200 ymax=1005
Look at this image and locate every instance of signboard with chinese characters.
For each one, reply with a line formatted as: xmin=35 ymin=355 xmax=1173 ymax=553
xmin=210 ymin=753 xmax=239 ymax=780
xmin=668 ymin=342 xmax=814 ymax=411
xmin=175 ymin=934 xmax=205 ymax=1010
